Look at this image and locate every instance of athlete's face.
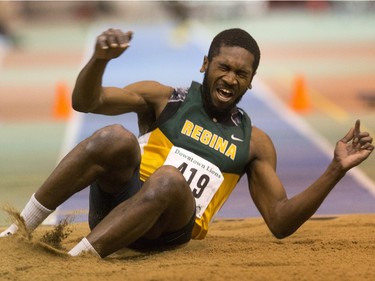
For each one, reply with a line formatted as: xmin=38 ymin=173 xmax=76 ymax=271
xmin=200 ymin=46 xmax=255 ymax=116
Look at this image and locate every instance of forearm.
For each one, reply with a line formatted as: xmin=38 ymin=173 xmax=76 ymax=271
xmin=273 ymin=160 xmax=346 ymax=238
xmin=72 ymin=56 xmax=109 ymax=112
xmin=251 ymin=122 xmax=372 ymax=239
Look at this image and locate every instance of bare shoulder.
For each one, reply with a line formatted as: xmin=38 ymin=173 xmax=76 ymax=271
xmin=125 ymin=80 xmax=174 ymax=115
xmin=249 ymin=126 xmax=276 ymax=162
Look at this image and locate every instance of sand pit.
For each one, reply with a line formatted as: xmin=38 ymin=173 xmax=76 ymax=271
xmin=1 ymin=214 xmax=374 ymax=281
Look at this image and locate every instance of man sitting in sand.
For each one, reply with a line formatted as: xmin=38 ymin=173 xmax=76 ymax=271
xmin=1 ymin=28 xmax=373 ymax=258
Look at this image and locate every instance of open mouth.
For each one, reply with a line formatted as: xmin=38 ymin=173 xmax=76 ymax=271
xmin=216 ymin=87 xmax=233 ymax=102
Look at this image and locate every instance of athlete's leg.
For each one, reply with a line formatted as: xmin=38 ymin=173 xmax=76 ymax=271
xmin=82 ymin=165 xmax=196 ymax=258
xmin=35 ymin=124 xmax=140 ymax=210
xmin=0 ymin=124 xmax=140 ymax=236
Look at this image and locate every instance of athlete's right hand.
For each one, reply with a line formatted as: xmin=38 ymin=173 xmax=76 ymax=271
xmin=94 ymin=29 xmax=133 ymax=60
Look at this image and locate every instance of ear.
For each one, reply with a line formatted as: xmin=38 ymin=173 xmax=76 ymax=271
xmin=200 ymin=56 xmax=209 ymax=73
xmin=248 ymin=72 xmax=256 ymax=89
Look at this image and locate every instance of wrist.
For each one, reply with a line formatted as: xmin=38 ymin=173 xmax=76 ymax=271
xmin=91 ymin=55 xmax=111 ymax=65
xmin=328 ymin=159 xmax=347 ymax=178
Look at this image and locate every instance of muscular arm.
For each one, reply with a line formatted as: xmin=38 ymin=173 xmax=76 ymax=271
xmin=72 ymin=29 xmax=173 ymax=118
xmin=247 ymin=122 xmax=373 ymax=239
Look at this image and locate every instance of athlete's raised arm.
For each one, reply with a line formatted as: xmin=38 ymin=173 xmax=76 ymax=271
xmin=72 ymin=28 xmax=173 ymax=117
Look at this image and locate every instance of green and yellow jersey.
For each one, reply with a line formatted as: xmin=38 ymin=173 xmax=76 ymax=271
xmin=138 ymin=81 xmax=252 ymax=239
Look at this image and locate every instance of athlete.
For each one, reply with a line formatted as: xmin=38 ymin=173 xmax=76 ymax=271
xmin=1 ymin=28 xmax=373 ymax=258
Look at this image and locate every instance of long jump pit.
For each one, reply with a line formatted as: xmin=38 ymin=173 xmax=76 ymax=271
xmin=1 ymin=214 xmax=374 ymax=281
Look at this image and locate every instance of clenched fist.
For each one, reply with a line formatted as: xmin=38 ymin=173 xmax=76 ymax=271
xmin=94 ymin=28 xmax=133 ymax=60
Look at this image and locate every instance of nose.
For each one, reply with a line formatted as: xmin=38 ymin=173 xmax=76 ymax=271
xmin=223 ymin=72 xmax=237 ymax=85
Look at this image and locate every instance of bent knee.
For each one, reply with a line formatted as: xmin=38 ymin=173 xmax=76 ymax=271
xmin=142 ymin=165 xmax=189 ymax=200
xmin=86 ymin=124 xmax=140 ymax=162
xmin=89 ymin=124 xmax=136 ymax=149
xmin=155 ymin=165 xmax=188 ymax=189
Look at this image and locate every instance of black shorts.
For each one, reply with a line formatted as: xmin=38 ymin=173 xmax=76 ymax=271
xmin=88 ymin=167 xmax=196 ymax=250
xmin=88 ymin=166 xmax=142 ymax=230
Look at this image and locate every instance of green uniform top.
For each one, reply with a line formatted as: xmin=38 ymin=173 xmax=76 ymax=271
xmin=138 ymin=81 xmax=252 ymax=239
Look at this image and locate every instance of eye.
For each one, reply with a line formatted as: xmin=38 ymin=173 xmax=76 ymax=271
xmin=237 ymin=71 xmax=249 ymax=79
xmin=218 ymin=64 xmax=229 ymax=72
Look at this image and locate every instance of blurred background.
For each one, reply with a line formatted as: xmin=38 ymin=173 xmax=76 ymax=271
xmin=1 ymin=1 xmax=374 ymax=225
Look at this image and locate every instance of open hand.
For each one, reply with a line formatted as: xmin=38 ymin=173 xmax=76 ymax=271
xmin=94 ymin=29 xmax=133 ymax=60
xmin=334 ymin=120 xmax=373 ymax=171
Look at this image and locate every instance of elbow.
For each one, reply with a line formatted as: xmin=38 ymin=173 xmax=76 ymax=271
xmin=270 ymin=227 xmax=290 ymax=239
xmin=272 ymin=230 xmax=291 ymax=240
xmin=268 ymin=221 xmax=296 ymax=240
xmin=71 ymin=88 xmax=102 ymax=113
xmin=264 ymin=203 xmax=301 ymax=239
xmin=71 ymin=93 xmax=84 ymax=112
xmin=71 ymin=96 xmax=91 ymax=113
xmin=72 ymin=101 xmax=87 ymax=113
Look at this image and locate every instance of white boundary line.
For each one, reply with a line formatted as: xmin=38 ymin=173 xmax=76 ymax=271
xmin=253 ymin=79 xmax=375 ymax=197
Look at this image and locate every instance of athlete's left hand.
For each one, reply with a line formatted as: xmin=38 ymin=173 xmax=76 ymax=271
xmin=334 ymin=120 xmax=373 ymax=171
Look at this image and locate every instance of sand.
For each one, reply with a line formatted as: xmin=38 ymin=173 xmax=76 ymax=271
xmin=1 ymin=214 xmax=374 ymax=281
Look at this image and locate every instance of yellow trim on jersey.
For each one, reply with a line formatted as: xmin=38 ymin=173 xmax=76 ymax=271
xmin=192 ymin=172 xmax=240 ymax=239
xmin=139 ymin=128 xmax=173 ymax=182
xmin=139 ymin=128 xmax=242 ymax=240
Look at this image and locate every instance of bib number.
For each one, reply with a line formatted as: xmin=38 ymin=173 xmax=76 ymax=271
xmin=164 ymin=146 xmax=223 ymax=218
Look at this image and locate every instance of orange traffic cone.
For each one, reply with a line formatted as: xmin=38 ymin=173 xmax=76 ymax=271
xmin=53 ymin=82 xmax=71 ymax=120
xmin=290 ymin=75 xmax=310 ymax=112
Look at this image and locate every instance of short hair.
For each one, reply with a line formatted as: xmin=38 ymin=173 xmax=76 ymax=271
xmin=207 ymin=28 xmax=261 ymax=73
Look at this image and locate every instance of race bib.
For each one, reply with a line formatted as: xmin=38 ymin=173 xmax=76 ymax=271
xmin=164 ymin=146 xmax=224 ymax=218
